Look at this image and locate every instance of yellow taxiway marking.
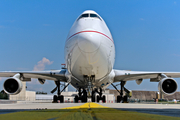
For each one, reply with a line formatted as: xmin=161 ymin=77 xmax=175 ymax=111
xmin=62 ymin=102 xmax=108 ymax=109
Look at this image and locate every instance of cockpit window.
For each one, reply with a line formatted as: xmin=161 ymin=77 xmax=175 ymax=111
xmin=78 ymin=14 xmax=89 ymax=20
xmin=90 ymin=14 xmax=101 ymax=20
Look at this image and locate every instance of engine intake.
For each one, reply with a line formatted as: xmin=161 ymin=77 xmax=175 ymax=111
xmin=158 ymin=78 xmax=178 ymax=95
xmin=3 ymin=77 xmax=23 ymax=95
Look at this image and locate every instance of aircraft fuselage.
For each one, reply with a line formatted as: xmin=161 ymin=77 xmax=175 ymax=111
xmin=65 ymin=10 xmax=115 ymax=89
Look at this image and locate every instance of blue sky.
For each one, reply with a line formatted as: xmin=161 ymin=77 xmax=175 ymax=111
xmin=0 ymin=0 xmax=180 ymax=93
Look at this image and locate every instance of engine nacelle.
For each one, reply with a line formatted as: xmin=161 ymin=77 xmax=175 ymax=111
xmin=38 ymin=78 xmax=46 ymax=84
xmin=136 ymin=79 xmax=143 ymax=85
xmin=158 ymin=78 xmax=178 ymax=95
xmin=3 ymin=77 xmax=23 ymax=95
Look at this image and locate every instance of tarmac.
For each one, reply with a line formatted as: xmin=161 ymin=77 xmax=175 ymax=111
xmin=1 ymin=101 xmax=180 ymax=117
xmin=101 ymin=103 xmax=180 ymax=117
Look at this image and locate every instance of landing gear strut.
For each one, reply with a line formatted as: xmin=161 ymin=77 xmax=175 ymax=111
xmin=111 ymin=81 xmax=130 ymax=103
xmin=51 ymin=81 xmax=69 ymax=103
xmin=91 ymin=90 xmax=96 ymax=102
xmin=95 ymin=88 xmax=106 ymax=103
xmin=74 ymin=87 xmax=87 ymax=103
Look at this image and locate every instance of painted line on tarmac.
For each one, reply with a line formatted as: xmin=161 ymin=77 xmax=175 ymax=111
xmin=62 ymin=102 xmax=108 ymax=109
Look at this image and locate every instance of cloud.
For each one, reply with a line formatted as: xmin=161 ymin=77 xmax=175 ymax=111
xmin=33 ymin=57 xmax=53 ymax=71
xmin=26 ymin=57 xmax=53 ymax=86
xmin=140 ymin=18 xmax=144 ymax=21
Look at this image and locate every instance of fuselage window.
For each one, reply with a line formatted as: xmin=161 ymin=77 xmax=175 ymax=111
xmin=90 ymin=14 xmax=101 ymax=20
xmin=78 ymin=14 xmax=89 ymax=20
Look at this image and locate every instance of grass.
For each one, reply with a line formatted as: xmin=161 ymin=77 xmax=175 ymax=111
xmin=0 ymin=108 xmax=180 ymax=120
xmin=0 ymin=102 xmax=180 ymax=120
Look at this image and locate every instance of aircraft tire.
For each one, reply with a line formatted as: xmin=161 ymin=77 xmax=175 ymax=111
xmin=91 ymin=94 xmax=95 ymax=102
xmin=97 ymin=95 xmax=100 ymax=103
xmin=53 ymin=95 xmax=58 ymax=103
xmin=102 ymin=95 xmax=106 ymax=103
xmin=117 ymin=95 xmax=120 ymax=103
xmin=60 ymin=95 xmax=64 ymax=103
xmin=75 ymin=95 xmax=78 ymax=103
xmin=82 ymin=95 xmax=87 ymax=103
xmin=123 ymin=96 xmax=127 ymax=103
xmin=82 ymin=91 xmax=87 ymax=103
xmin=82 ymin=98 xmax=86 ymax=103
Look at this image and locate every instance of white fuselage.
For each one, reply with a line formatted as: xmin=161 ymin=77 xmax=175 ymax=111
xmin=65 ymin=10 xmax=115 ymax=89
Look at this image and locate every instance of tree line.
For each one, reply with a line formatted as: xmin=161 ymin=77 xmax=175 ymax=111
xmin=0 ymin=90 xmax=8 ymax=99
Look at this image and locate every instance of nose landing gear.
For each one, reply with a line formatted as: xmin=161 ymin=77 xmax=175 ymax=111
xmin=74 ymin=75 xmax=95 ymax=103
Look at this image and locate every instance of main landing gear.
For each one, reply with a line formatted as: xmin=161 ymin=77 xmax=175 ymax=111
xmin=74 ymin=87 xmax=87 ymax=103
xmin=74 ymin=87 xmax=106 ymax=103
xmin=51 ymin=81 xmax=69 ymax=103
xmin=111 ymin=81 xmax=130 ymax=103
xmin=92 ymin=88 xmax=106 ymax=103
xmin=74 ymin=75 xmax=106 ymax=103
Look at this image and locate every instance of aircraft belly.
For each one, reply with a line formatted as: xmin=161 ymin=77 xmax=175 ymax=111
xmin=70 ymin=69 xmax=115 ymax=89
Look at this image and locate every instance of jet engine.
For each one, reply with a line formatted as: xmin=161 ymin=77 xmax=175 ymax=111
xmin=158 ymin=78 xmax=178 ymax=95
xmin=3 ymin=77 xmax=23 ymax=95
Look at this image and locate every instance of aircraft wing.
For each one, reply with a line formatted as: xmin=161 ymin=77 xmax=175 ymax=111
xmin=0 ymin=69 xmax=67 ymax=82
xmin=113 ymin=69 xmax=180 ymax=82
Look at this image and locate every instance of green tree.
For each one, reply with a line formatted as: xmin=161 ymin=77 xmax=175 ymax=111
xmin=0 ymin=90 xmax=9 ymax=99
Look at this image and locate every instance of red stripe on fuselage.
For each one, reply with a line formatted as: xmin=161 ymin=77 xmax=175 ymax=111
xmin=67 ymin=30 xmax=114 ymax=43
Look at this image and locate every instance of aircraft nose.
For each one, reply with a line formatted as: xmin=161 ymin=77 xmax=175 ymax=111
xmin=78 ymin=32 xmax=101 ymax=53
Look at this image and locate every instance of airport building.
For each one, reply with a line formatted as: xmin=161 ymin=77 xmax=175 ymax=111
xmin=36 ymin=92 xmax=115 ymax=103
xmin=9 ymin=83 xmax=180 ymax=102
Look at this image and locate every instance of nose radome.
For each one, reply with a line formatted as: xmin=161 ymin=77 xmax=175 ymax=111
xmin=78 ymin=32 xmax=101 ymax=53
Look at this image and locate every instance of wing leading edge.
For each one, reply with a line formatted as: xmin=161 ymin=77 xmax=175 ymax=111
xmin=0 ymin=69 xmax=67 ymax=82
xmin=113 ymin=69 xmax=180 ymax=83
